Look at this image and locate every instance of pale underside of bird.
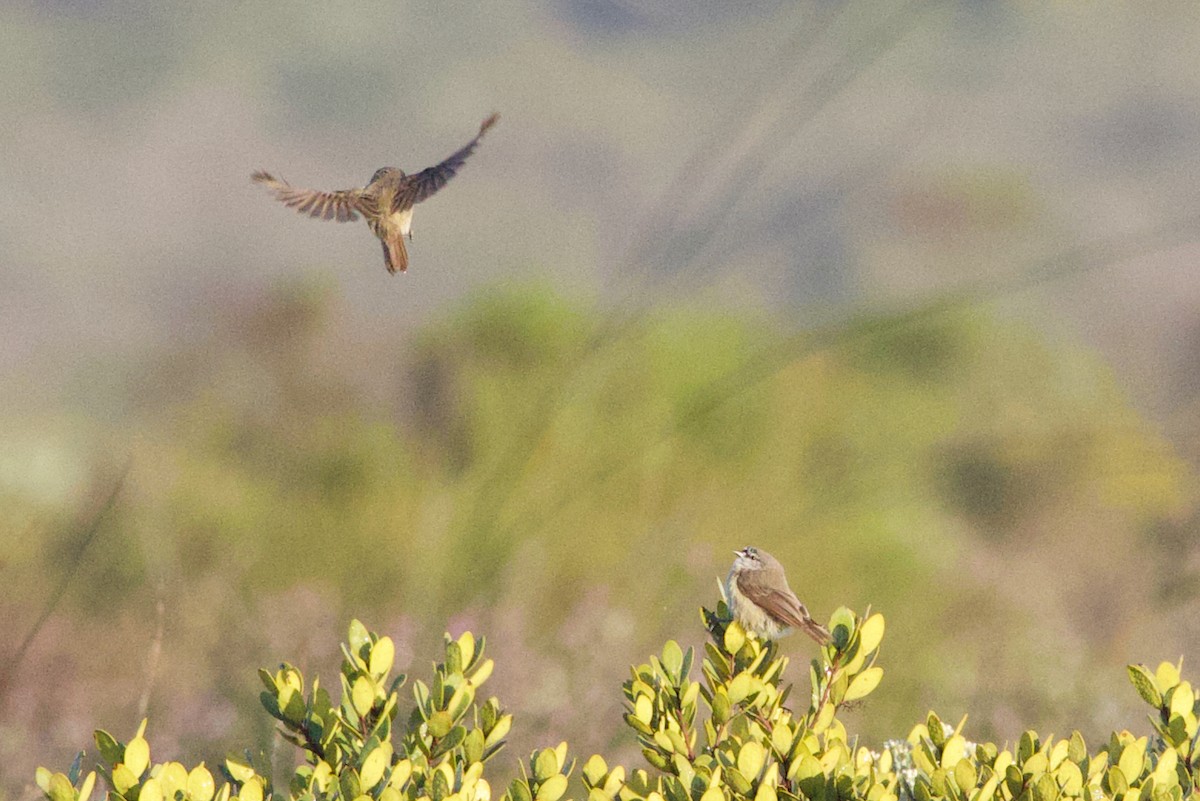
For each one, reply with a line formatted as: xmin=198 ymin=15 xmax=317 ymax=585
xmin=726 ymin=546 xmax=831 ymax=645
xmin=252 ymin=113 xmax=499 ymax=274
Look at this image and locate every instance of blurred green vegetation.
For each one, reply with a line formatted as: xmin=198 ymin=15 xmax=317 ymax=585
xmin=1 ymin=282 xmax=1195 ymax=799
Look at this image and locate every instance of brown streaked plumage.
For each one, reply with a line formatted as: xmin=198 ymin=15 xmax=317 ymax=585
xmin=252 ymin=113 xmax=499 ymax=274
xmin=726 ymin=546 xmax=831 ymax=645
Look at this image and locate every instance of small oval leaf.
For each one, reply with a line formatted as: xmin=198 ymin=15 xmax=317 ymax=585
xmin=843 ymin=668 xmax=884 ymax=702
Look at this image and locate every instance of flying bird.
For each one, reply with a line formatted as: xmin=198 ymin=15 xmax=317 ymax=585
xmin=252 ymin=113 xmax=499 ymax=274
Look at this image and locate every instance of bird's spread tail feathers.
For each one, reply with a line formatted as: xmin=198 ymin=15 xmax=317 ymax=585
xmin=382 ymin=236 xmax=409 ymax=274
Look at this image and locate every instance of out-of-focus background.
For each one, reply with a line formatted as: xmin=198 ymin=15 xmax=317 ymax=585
xmin=3 ymin=0 xmax=1200 ymax=796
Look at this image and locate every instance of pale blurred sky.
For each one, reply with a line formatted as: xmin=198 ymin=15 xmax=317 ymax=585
xmin=3 ymin=1 xmax=1200 ymax=423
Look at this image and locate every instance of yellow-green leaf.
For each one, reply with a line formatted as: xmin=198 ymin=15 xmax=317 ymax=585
xmin=1127 ymin=665 xmax=1162 ymax=708
xmin=1048 ymin=740 xmax=1068 ymax=771
xmin=1023 ymin=753 xmax=1048 ymax=777
xmin=361 ymin=745 xmax=390 ymax=790
xmin=728 ymin=673 xmax=755 ymax=704
xmin=1153 ymin=748 xmax=1178 ymax=785
xmin=1031 ymin=773 xmax=1056 ymax=801
xmin=844 ymin=668 xmax=884 ymax=702
xmin=738 ymin=741 xmax=765 ymax=780
xmin=974 ymin=774 xmax=998 ymax=801
xmin=941 ymin=736 xmax=967 ymax=769
xmin=312 ymin=761 xmax=333 ymax=792
xmin=47 ymin=773 xmax=75 ymax=801
xmin=536 ymin=776 xmax=569 ymax=801
xmin=534 ymin=748 xmax=560 ymax=781
xmin=94 ymin=731 xmax=123 ymax=765
xmin=724 ymin=623 xmax=746 ymax=655
xmin=771 ymin=723 xmax=793 ymax=756
xmin=1169 ymin=682 xmax=1194 ymax=719
xmin=811 ymin=703 xmax=835 ymax=734
xmin=858 ymin=615 xmax=886 ymax=656
xmin=634 ymin=695 xmax=654 ymax=725
xmin=583 ymin=755 xmax=608 ymax=787
xmin=224 ymin=759 xmax=253 ymax=784
xmin=159 ymin=763 xmax=189 ymax=798
xmin=448 ymin=683 xmax=476 ymax=722
xmin=485 ymin=714 xmax=512 ymax=746
xmin=370 ymin=637 xmax=396 ymax=678
xmin=788 ymin=755 xmax=823 ymax=782
xmin=112 ymin=765 xmax=138 ymax=794
xmin=428 ymin=711 xmax=454 ymax=738
xmin=1105 ymin=766 xmax=1128 ymax=796
xmin=125 ymin=737 xmax=150 ymax=779
xmin=1057 ymin=761 xmax=1083 ymax=796
xmin=352 ymin=676 xmax=375 ymax=717
xmin=954 ymin=760 xmax=977 ymax=792
xmin=1117 ymin=744 xmax=1143 ymax=783
xmin=140 ymin=778 xmax=164 ymax=801
xmin=187 ymin=765 xmax=215 ymax=801
xmin=79 ymin=773 xmax=96 ymax=801
xmin=240 ymin=778 xmax=263 ymax=801
xmin=458 ymin=632 xmax=477 ymax=668
xmin=470 ymin=659 xmax=495 ymax=686
xmin=390 ymin=761 xmax=413 ymax=790
xmin=1156 ymin=662 xmax=1181 ymax=692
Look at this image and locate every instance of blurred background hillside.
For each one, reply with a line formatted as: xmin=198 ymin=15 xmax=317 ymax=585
xmin=3 ymin=1 xmax=1200 ymax=798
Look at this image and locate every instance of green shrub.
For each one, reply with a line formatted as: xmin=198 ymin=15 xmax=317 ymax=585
xmin=35 ymin=605 xmax=1200 ymax=801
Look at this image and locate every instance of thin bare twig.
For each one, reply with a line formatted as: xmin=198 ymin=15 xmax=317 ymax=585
xmin=138 ymin=577 xmax=167 ymax=719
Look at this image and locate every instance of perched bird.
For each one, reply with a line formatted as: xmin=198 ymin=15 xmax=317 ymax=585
xmin=725 ymin=546 xmax=830 ymax=644
xmin=252 ymin=113 xmax=499 ymax=274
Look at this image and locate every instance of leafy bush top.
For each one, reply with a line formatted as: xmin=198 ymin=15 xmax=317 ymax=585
xmin=35 ymin=605 xmax=1200 ymax=801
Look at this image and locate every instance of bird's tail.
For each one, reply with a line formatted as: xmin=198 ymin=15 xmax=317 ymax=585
xmin=382 ymin=235 xmax=409 ymax=274
xmin=800 ymin=615 xmax=832 ymax=646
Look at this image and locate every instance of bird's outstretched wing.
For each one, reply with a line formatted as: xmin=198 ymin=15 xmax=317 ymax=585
xmin=251 ymin=170 xmax=368 ymax=222
xmin=390 ymin=113 xmax=499 ymax=212
xmin=736 ymin=571 xmax=832 ymax=644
